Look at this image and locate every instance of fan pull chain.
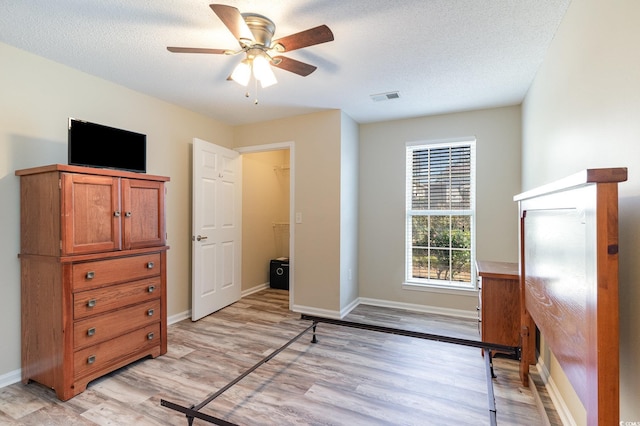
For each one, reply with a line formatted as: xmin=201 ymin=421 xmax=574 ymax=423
xmin=254 ymin=77 xmax=259 ymax=105
xmin=241 ymin=73 xmax=260 ymax=104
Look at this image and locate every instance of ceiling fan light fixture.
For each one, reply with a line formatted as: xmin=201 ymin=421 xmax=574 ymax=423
xmin=230 ymin=59 xmax=251 ymax=86
xmin=253 ymin=54 xmax=277 ymax=88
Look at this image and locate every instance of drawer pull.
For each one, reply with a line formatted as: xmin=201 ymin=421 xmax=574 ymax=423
xmin=87 ymin=355 xmax=96 ymax=364
xmin=148 ymin=285 xmax=156 ymax=293
xmin=114 ymin=211 xmax=121 ymax=217
xmin=125 ymin=211 xmax=132 ymax=217
xmin=147 ymin=262 xmax=155 ymax=269
xmin=87 ymin=299 xmax=97 ymax=308
xmin=86 ymin=271 xmax=95 ymax=280
xmin=147 ymin=309 xmax=154 ymax=316
xmin=147 ymin=332 xmax=155 ymax=340
xmin=87 ymin=327 xmax=96 ymax=336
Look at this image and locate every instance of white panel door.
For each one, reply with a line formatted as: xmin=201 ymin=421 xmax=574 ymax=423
xmin=192 ymin=138 xmax=241 ymax=321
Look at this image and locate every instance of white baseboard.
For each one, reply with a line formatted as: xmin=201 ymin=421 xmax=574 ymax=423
xmin=340 ymin=297 xmax=360 ymax=318
xmin=242 ymin=282 xmax=270 ymax=298
xmin=536 ymin=360 xmax=576 ymax=426
xmin=293 ymin=297 xmax=476 ymax=321
xmin=168 ymin=310 xmax=191 ymax=325
xmin=358 ymin=297 xmax=477 ymax=319
xmin=291 ymin=304 xmax=342 ymax=319
xmin=0 ymin=368 xmax=21 ymax=388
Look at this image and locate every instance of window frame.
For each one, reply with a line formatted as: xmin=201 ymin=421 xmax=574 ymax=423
xmin=404 ymin=138 xmax=477 ymax=291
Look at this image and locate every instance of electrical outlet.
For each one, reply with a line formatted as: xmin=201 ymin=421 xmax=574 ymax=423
xmin=295 ymin=212 xmax=302 ymax=223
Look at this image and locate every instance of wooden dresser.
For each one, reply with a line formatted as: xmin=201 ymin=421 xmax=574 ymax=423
xmin=16 ymin=164 xmax=170 ymax=401
xmin=476 ymin=261 xmax=520 ymax=354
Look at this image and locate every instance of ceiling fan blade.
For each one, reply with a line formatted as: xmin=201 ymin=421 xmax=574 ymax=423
xmin=210 ymin=4 xmax=254 ymax=43
xmin=271 ymin=56 xmax=317 ymax=77
xmin=167 ymin=47 xmax=227 ymax=54
xmin=272 ymin=25 xmax=334 ymax=52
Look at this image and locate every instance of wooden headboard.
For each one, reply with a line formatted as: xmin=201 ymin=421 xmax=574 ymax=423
xmin=514 ymin=168 xmax=627 ymax=425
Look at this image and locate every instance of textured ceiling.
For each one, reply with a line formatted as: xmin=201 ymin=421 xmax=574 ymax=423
xmin=0 ymin=1 xmax=571 ymax=126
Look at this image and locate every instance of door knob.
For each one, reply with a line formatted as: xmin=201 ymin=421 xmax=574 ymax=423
xmin=196 ymin=235 xmax=208 ymax=241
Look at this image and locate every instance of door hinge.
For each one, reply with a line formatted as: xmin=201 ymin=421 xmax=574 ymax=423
xmin=58 ymin=179 xmax=62 ymax=190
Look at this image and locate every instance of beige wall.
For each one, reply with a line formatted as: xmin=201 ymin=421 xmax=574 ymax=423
xmin=241 ymin=150 xmax=290 ymax=290
xmin=522 ymin=0 xmax=640 ymax=421
xmin=339 ymin=112 xmax=359 ymax=312
xmin=359 ymin=106 xmax=521 ymax=314
xmin=233 ymin=111 xmax=344 ymax=314
xmin=0 ymin=42 xmax=233 ymax=379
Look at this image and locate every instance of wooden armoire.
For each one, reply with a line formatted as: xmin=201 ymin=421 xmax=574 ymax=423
xmin=16 ymin=164 xmax=170 ymax=401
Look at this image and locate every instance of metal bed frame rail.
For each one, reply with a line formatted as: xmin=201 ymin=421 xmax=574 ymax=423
xmin=161 ymin=315 xmax=519 ymax=426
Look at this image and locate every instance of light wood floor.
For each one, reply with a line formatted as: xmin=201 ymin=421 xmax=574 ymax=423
xmin=0 ymin=289 xmax=560 ymax=425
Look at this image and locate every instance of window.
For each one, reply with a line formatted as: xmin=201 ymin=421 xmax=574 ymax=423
xmin=405 ymin=139 xmax=476 ymax=290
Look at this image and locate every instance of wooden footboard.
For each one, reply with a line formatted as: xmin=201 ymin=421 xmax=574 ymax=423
xmin=514 ymin=168 xmax=626 ymax=426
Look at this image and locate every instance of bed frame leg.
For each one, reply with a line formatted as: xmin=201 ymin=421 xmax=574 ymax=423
xmin=519 ymin=325 xmax=530 ymax=386
xmin=311 ymin=322 xmax=318 ymax=343
xmin=186 ymin=404 xmax=196 ymax=426
xmin=488 ymin=350 xmax=496 ymax=379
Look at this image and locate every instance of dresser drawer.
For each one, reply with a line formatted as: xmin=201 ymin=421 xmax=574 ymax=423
xmin=72 ymin=253 xmax=161 ymax=290
xmin=74 ymin=299 xmax=160 ymax=349
xmin=74 ymin=323 xmax=160 ymax=379
xmin=74 ymin=277 xmax=161 ymax=320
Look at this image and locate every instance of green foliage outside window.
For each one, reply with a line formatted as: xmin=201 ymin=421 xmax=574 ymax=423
xmin=411 ymin=215 xmax=471 ymax=282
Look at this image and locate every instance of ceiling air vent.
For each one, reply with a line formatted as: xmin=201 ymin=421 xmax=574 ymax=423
xmin=370 ymin=91 xmax=400 ymax=102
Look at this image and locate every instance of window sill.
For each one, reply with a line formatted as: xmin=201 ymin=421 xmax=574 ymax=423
xmin=402 ymin=281 xmax=477 ymax=296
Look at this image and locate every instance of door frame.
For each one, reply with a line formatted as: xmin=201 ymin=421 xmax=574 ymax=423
xmin=236 ymin=141 xmax=295 ymax=308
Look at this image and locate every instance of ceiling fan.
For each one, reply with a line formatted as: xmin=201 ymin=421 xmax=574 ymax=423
xmin=167 ymin=4 xmax=334 ymax=89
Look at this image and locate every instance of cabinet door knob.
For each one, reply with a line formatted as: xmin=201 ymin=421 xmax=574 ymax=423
xmin=87 ymin=299 xmax=97 ymax=308
xmin=147 ymin=309 xmax=154 ymax=316
xmin=114 ymin=211 xmax=121 ymax=217
xmin=148 ymin=285 xmax=156 ymax=293
xmin=147 ymin=262 xmax=154 ymax=269
xmin=86 ymin=271 xmax=95 ymax=279
xmin=87 ymin=327 xmax=96 ymax=336
xmin=87 ymin=355 xmax=96 ymax=364
xmin=147 ymin=332 xmax=155 ymax=340
xmin=125 ymin=211 xmax=132 ymax=217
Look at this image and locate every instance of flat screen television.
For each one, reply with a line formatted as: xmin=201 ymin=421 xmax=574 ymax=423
xmin=68 ymin=118 xmax=147 ymax=173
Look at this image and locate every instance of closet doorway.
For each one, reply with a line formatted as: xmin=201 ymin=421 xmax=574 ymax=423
xmin=238 ymin=143 xmax=294 ymax=307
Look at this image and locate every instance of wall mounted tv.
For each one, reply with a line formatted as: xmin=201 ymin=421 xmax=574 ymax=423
xmin=68 ymin=118 xmax=147 ymax=173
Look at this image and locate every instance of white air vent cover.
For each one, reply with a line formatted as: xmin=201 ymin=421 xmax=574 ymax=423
xmin=370 ymin=91 xmax=400 ymax=102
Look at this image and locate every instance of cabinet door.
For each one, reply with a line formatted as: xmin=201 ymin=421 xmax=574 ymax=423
xmin=121 ymin=179 xmax=166 ymax=249
xmin=61 ymin=173 xmax=121 ymax=255
xmin=481 ymin=277 xmax=520 ymax=347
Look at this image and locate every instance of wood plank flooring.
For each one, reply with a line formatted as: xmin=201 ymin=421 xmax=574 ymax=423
xmin=0 ymin=289 xmax=560 ymax=425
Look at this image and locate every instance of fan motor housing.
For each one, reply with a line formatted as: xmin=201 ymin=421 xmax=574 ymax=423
xmin=242 ymin=13 xmax=276 ymax=47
